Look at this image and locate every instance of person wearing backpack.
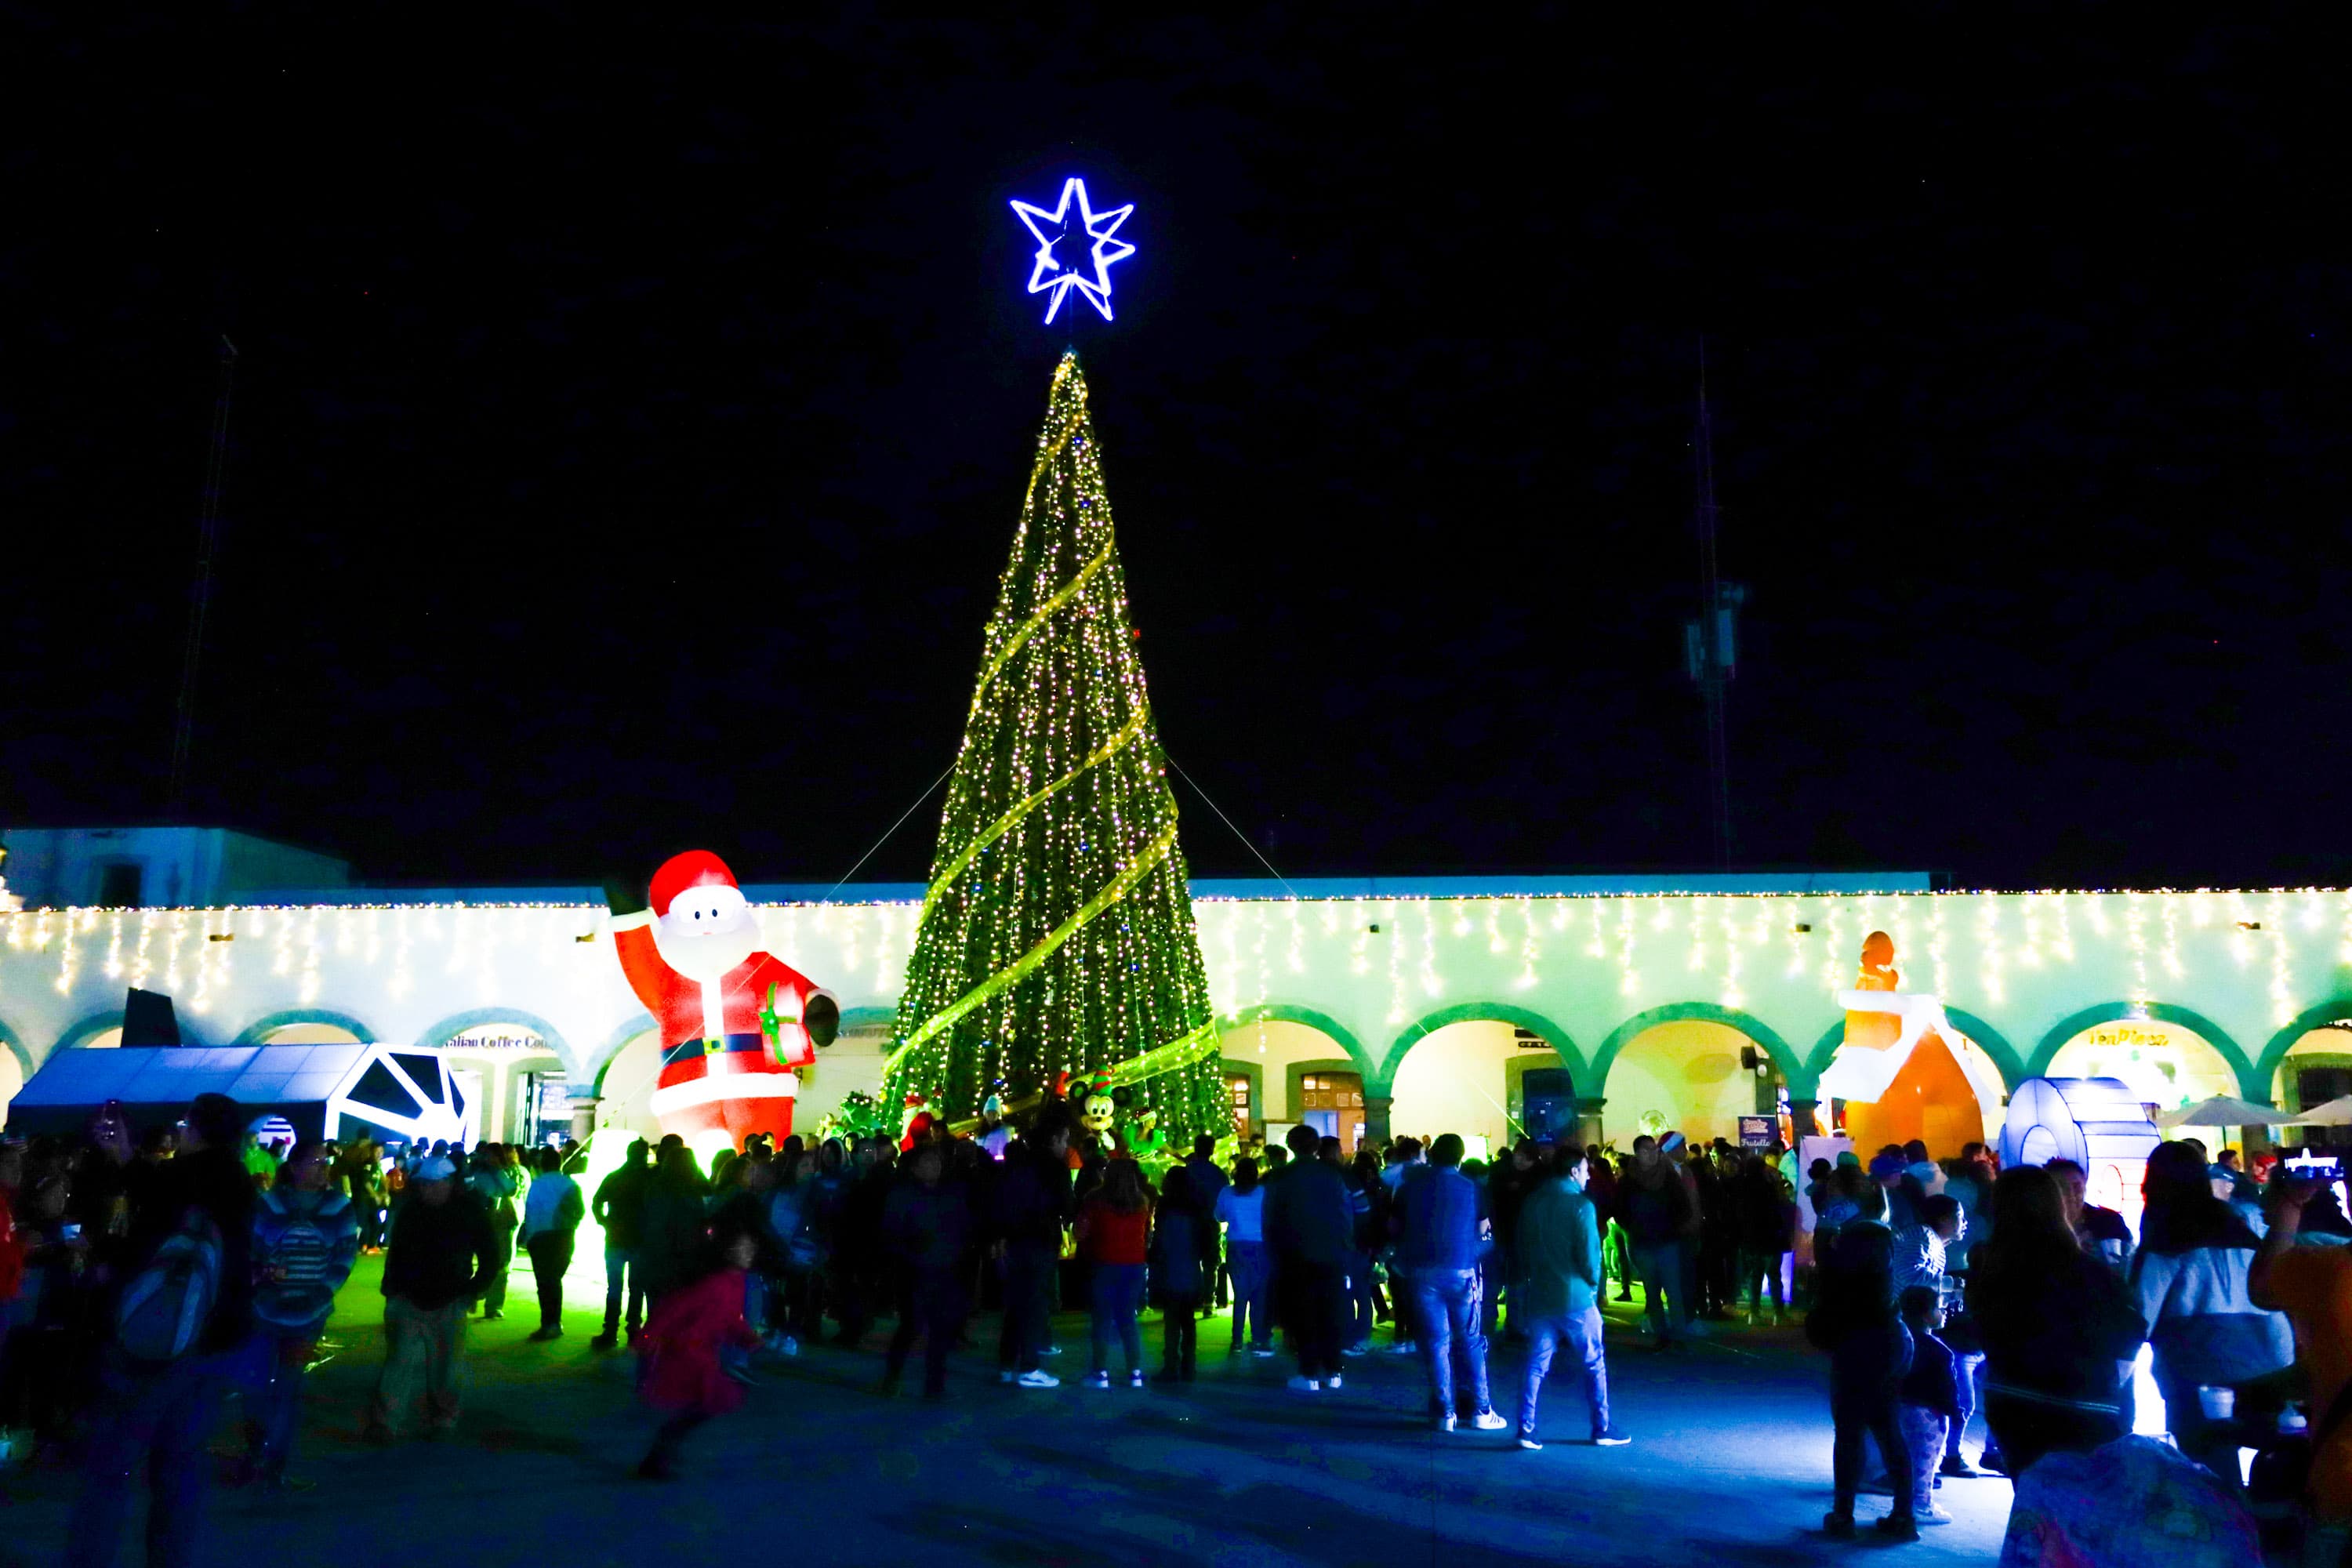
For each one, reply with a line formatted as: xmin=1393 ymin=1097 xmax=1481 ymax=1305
xmin=66 ymin=1091 xmax=256 ymax=1568
xmin=242 ymin=1140 xmax=359 ymax=1490
xmin=363 ymin=1155 xmax=495 ymax=1443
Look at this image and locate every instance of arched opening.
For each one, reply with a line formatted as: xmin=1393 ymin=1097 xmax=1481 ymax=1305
xmin=1602 ymin=1017 xmax=1784 ymax=1149
xmin=81 ymin=1029 xmax=123 ymax=1050
xmin=1389 ymin=1019 xmax=1569 ymax=1159
xmin=0 ymin=1049 xmax=23 ymax=1128
xmin=594 ymin=1028 xmax=665 ymax=1137
xmin=254 ymin=1022 xmax=364 ymax=1045
xmin=2046 ymin=1017 xmax=2239 ymax=1121
xmin=1217 ymin=1016 xmax=1364 ymax=1149
xmin=439 ymin=1024 xmax=568 ymax=1146
xmin=2272 ymin=1022 xmax=2352 ymax=1147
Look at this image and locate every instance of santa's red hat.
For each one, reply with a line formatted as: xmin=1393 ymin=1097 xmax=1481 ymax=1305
xmin=649 ymin=850 xmax=739 ymax=917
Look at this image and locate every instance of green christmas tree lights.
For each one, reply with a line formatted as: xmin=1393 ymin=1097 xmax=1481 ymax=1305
xmin=883 ymin=352 xmax=1224 ymax=1142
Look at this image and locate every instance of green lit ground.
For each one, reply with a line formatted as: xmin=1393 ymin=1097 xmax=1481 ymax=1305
xmin=1 ymin=1255 xmax=2010 ymax=1566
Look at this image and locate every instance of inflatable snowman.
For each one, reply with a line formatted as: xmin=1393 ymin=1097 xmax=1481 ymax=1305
xmin=606 ymin=850 xmax=838 ymax=1147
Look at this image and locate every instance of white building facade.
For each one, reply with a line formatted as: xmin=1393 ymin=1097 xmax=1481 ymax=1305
xmin=6 ymin=875 xmax=2352 ymax=1154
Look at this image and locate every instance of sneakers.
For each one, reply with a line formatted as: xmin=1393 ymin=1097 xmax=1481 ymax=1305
xmin=1918 ymin=1506 xmax=1955 ymax=1526
xmin=1015 ymin=1370 xmax=1060 ymax=1388
xmin=763 ymin=1332 xmax=800 ymax=1358
xmin=1252 ymin=1346 xmax=1276 ymax=1359
xmin=1875 ymin=1513 xmax=1921 ymax=1542
xmin=1287 ymin=1375 xmax=1322 ymax=1392
xmin=1822 ymin=1512 xmax=1856 ymax=1540
xmin=1437 ymin=1413 xmax=1457 ymax=1433
xmin=527 ymin=1326 xmax=561 ymax=1342
xmin=1516 ymin=1432 xmax=1544 ymax=1451
xmin=1471 ymin=1410 xmax=1508 ymax=1432
xmin=1940 ymin=1455 xmax=1984 ymax=1479
xmin=1592 ymin=1425 xmax=1632 ymax=1446
xmin=590 ymin=1332 xmax=618 ymax=1352
xmin=1980 ymin=1449 xmax=2009 ymax=1475
xmin=1341 ymin=1341 xmax=1369 ymax=1357
xmin=1127 ymin=1370 xmax=1146 ymax=1389
xmin=1324 ymin=1373 xmax=1343 ymax=1390
xmin=1385 ymin=1340 xmax=1419 ymax=1356
xmin=1037 ymin=1344 xmax=1063 ymax=1357
xmin=1083 ymin=1370 xmax=1112 ymax=1389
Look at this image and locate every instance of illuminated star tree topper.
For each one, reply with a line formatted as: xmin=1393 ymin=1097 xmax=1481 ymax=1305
xmin=1011 ymin=177 xmax=1135 ymax=325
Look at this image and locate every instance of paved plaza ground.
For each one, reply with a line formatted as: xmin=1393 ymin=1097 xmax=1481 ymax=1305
xmin=2 ymin=1258 xmax=2010 ymax=1567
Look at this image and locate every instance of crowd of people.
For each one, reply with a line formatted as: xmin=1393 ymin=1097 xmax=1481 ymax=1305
xmin=6 ymin=1089 xmax=2352 ymax=1559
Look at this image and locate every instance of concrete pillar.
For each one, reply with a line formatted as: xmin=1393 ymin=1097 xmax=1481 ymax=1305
xmin=1575 ymin=1096 xmax=1608 ymax=1149
xmin=1788 ymin=1099 xmax=1821 ymax=1138
xmin=1363 ymin=1093 xmax=1393 ymax=1149
xmin=568 ymin=1094 xmax=601 ymax=1143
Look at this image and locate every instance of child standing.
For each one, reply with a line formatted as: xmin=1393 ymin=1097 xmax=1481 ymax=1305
xmin=1076 ymin=1160 xmax=1152 ymax=1388
xmin=1897 ymin=1284 xmax=1961 ymax=1527
xmin=636 ymin=1225 xmax=760 ymax=1479
xmin=1214 ymin=1159 xmax=1272 ymax=1356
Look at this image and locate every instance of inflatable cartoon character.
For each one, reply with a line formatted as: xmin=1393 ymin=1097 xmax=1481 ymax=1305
xmin=899 ymin=1090 xmax=942 ymax=1152
xmin=606 ymin=850 xmax=838 ymax=1147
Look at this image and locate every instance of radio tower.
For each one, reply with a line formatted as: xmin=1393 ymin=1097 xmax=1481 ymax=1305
xmin=168 ymin=336 xmax=238 ymax=814
xmin=1683 ymin=339 xmax=1744 ymax=869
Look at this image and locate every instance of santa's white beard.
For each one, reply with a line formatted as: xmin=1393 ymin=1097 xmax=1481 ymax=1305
xmin=653 ymin=917 xmax=758 ymax=982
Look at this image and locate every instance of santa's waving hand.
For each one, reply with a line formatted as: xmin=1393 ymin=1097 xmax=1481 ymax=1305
xmin=604 ymin=851 xmax=839 ymax=1148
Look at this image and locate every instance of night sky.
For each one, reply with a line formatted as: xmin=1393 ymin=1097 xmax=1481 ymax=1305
xmin=8 ymin=8 xmax=2349 ymax=891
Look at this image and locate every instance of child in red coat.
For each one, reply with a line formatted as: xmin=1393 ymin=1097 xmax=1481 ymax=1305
xmin=636 ymin=1225 xmax=760 ymax=1479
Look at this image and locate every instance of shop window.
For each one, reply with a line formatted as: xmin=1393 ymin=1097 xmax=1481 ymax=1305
xmin=1225 ymin=1073 xmax=1253 ymax=1141
xmin=1300 ymin=1071 xmax=1366 ymax=1154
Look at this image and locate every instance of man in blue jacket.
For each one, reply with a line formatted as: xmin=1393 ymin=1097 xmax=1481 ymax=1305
xmin=1393 ymin=1134 xmax=1508 ymax=1432
xmin=1512 ymin=1145 xmax=1631 ymax=1450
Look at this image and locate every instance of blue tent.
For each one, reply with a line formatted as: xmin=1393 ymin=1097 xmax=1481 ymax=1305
xmin=7 ymin=1041 xmax=468 ymax=1146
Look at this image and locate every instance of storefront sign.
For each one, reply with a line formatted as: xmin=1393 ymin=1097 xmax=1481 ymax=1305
xmin=1737 ymin=1116 xmax=1774 ymax=1149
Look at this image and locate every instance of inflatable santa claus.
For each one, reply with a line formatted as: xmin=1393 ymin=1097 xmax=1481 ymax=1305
xmin=605 ymin=851 xmax=838 ymax=1147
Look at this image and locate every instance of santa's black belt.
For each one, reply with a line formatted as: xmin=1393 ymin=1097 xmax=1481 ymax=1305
xmin=661 ymin=1032 xmax=769 ymax=1067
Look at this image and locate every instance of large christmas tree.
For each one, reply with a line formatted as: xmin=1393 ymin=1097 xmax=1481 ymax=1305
xmin=884 ymin=351 xmax=1224 ymax=1142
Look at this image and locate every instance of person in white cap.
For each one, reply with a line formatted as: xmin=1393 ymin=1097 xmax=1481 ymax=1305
xmin=364 ymin=1155 xmax=495 ymax=1443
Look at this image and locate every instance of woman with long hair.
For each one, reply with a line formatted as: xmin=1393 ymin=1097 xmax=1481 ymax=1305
xmin=1969 ymin=1165 xmax=2147 ymax=1476
xmin=2133 ymin=1139 xmax=2294 ymax=1477
xmin=1215 ymin=1156 xmax=1274 ymax=1356
xmin=1077 ymin=1158 xmax=1153 ymax=1388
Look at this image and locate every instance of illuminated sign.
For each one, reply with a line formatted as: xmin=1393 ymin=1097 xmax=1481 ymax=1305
xmin=1010 ymin=177 xmax=1135 ymax=325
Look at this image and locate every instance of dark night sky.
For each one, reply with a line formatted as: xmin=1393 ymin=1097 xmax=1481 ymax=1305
xmin=7 ymin=6 xmax=2350 ymax=890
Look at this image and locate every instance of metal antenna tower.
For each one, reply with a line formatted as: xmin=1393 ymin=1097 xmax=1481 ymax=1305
xmin=1682 ymin=339 xmax=1744 ymax=869
xmin=169 ymin=335 xmax=238 ymax=812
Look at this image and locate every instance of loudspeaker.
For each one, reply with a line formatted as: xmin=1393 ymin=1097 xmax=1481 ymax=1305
xmin=1521 ymin=1067 xmax=1574 ymax=1140
xmin=122 ymin=987 xmax=182 ymax=1048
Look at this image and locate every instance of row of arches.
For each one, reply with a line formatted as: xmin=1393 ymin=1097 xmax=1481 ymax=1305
xmin=11 ymin=996 xmax=2352 ymax=1153
xmin=1212 ymin=999 xmax=2352 ymax=1155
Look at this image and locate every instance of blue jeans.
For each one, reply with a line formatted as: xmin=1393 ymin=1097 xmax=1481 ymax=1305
xmin=67 ymin=1351 xmax=233 ymax=1568
xmin=1348 ymin=1250 xmax=1378 ymax=1346
xmin=1227 ymin=1240 xmax=1272 ymax=1348
xmin=1632 ymin=1240 xmax=1687 ymax=1338
xmin=249 ymin=1328 xmax=318 ymax=1479
xmin=1518 ymin=1305 xmax=1610 ymax=1437
xmin=1411 ymin=1269 xmax=1492 ymax=1416
xmin=603 ymin=1243 xmax=643 ymax=1334
xmin=1090 ymin=1262 xmax=1146 ymax=1374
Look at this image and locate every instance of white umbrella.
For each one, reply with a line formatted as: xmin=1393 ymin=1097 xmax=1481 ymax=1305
xmin=2286 ymin=1094 xmax=2352 ymax=1127
xmin=2154 ymin=1095 xmax=2292 ymax=1130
